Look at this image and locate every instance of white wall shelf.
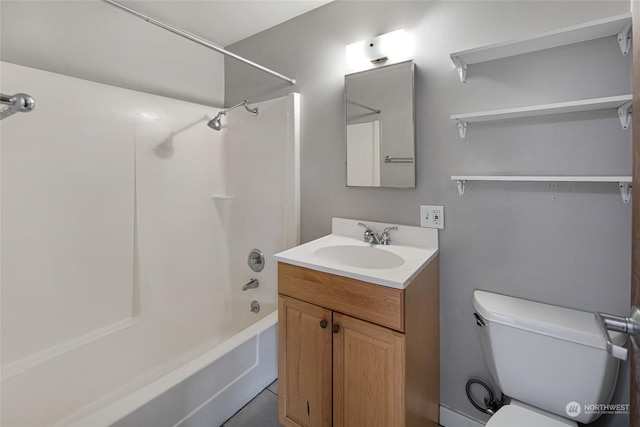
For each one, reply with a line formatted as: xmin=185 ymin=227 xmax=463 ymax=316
xmin=450 ymin=13 xmax=632 ymax=83
xmin=451 ymin=175 xmax=632 ymax=203
xmin=451 ymin=94 xmax=632 ymax=140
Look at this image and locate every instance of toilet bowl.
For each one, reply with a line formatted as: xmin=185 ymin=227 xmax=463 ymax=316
xmin=473 ymin=290 xmax=623 ymax=426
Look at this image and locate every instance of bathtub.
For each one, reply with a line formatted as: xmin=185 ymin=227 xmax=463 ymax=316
xmin=62 ymin=306 xmax=278 ymax=427
xmin=1 ymin=64 xmax=299 ymax=427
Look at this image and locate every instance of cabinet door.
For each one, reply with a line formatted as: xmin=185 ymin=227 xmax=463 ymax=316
xmin=333 ymin=312 xmax=405 ymax=427
xmin=278 ymin=296 xmax=333 ymax=427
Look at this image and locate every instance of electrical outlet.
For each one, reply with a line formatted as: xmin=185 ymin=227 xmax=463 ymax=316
xmin=420 ymin=205 xmax=444 ymax=229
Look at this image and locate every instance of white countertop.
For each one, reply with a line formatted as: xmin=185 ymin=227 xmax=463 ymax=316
xmin=274 ymin=218 xmax=439 ymax=289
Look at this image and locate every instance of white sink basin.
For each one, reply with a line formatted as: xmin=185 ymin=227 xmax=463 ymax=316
xmin=274 ymin=218 xmax=439 ymax=289
xmin=313 ymin=245 xmax=405 ymax=270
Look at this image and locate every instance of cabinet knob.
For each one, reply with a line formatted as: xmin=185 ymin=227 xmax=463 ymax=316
xmin=320 ymin=320 xmax=328 ymax=329
xmin=332 ymin=324 xmax=340 ymax=334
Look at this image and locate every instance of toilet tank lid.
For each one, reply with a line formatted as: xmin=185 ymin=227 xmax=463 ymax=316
xmin=473 ymin=290 xmax=618 ymax=350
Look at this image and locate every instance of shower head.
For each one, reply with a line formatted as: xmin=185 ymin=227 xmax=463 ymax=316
xmin=207 ymin=100 xmax=258 ymax=131
xmin=207 ymin=113 xmax=223 ymax=130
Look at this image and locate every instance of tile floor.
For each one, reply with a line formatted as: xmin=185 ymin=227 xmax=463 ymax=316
xmin=223 ymin=381 xmax=447 ymax=426
xmin=222 ymin=380 xmax=282 ymax=427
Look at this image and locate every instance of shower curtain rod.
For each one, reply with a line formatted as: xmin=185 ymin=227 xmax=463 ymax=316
xmin=1 ymin=93 xmax=36 ymax=120
xmin=101 ymin=0 xmax=296 ymax=85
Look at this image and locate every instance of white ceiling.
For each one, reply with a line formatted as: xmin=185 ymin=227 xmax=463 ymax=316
xmin=115 ymin=0 xmax=332 ymax=48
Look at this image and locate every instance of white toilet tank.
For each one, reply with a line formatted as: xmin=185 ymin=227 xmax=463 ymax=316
xmin=473 ymin=290 xmax=622 ymax=424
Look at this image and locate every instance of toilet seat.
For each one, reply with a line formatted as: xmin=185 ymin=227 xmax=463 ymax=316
xmin=486 ymin=405 xmax=577 ymax=427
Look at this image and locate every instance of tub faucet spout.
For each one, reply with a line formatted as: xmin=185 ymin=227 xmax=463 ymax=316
xmin=242 ymin=278 xmax=259 ymax=291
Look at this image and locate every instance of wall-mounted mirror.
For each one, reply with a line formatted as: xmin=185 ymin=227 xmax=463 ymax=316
xmin=345 ymin=60 xmax=415 ymax=188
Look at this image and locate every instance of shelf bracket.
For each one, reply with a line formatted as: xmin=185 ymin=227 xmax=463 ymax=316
xmin=452 ymin=57 xmax=468 ymax=83
xmin=457 ymin=63 xmax=468 ymax=83
xmin=617 ymin=21 xmax=632 ymax=55
xmin=617 ymin=101 xmax=632 ymax=129
xmin=456 ymin=120 xmax=468 ymax=140
xmin=619 ymin=182 xmax=632 ymax=203
xmin=456 ymin=180 xmax=466 ymax=197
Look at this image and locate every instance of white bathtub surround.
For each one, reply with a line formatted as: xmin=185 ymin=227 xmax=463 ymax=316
xmin=224 ymin=93 xmax=301 ymax=308
xmin=1 ymin=63 xmax=299 ymax=426
xmin=274 ymin=217 xmax=438 ymax=288
xmin=2 ymin=63 xmax=138 ymax=366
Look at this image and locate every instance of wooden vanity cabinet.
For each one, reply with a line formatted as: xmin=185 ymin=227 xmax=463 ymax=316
xmin=278 ymin=296 xmax=333 ymax=427
xmin=278 ymin=257 xmax=439 ymax=427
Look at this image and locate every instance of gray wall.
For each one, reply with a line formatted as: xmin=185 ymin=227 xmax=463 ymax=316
xmin=225 ymin=1 xmax=632 ymax=425
xmin=0 ymin=1 xmax=225 ymax=107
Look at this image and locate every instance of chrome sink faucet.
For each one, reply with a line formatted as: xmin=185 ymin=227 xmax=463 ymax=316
xmin=357 ymin=223 xmax=398 ymax=245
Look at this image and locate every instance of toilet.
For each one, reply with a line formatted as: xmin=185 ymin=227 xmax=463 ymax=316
xmin=473 ymin=290 xmax=623 ymax=426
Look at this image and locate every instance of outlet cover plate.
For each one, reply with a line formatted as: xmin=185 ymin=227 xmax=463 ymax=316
xmin=420 ymin=205 xmax=444 ymax=229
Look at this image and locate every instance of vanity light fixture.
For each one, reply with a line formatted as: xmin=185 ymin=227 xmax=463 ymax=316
xmin=345 ymin=29 xmax=413 ymax=72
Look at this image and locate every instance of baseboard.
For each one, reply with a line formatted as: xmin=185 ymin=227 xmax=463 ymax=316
xmin=439 ymin=405 xmax=486 ymax=427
